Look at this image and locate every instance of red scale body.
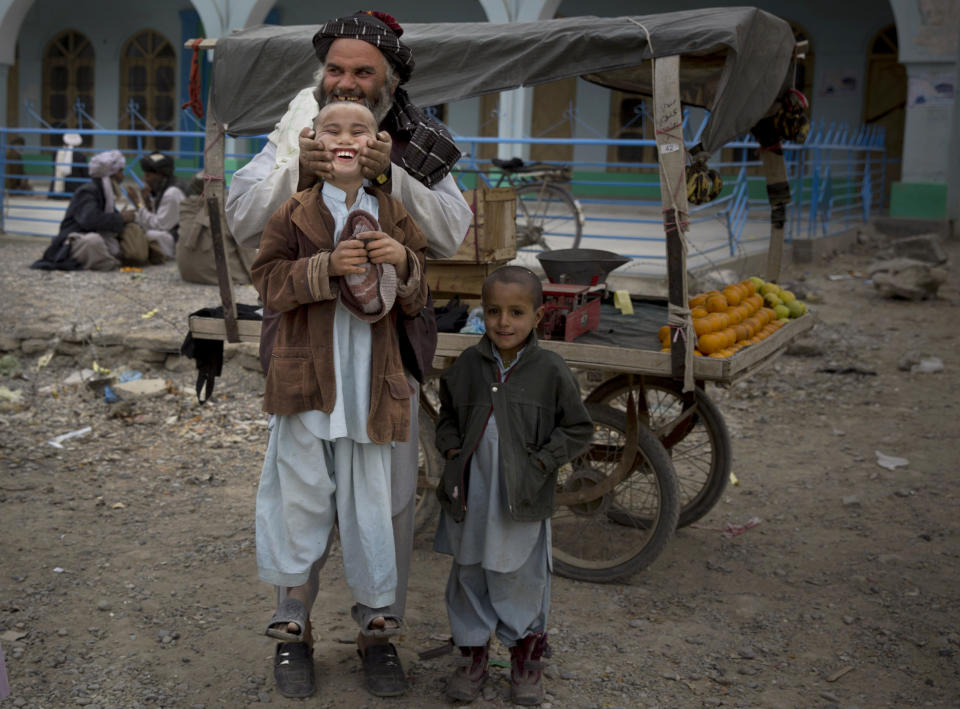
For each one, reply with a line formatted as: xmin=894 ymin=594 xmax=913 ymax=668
xmin=539 ymin=282 xmax=604 ymax=342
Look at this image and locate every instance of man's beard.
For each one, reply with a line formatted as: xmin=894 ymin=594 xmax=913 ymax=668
xmin=316 ymin=74 xmax=394 ymax=125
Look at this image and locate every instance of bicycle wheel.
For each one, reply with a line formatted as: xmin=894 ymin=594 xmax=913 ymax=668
xmin=514 ymin=182 xmax=583 ymax=252
xmin=552 ymin=403 xmax=679 ymax=583
xmin=586 ymin=375 xmax=732 ymax=527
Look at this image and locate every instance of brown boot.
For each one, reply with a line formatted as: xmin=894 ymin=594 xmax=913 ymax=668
xmin=509 ymin=633 xmax=550 ymax=706
xmin=445 ymin=642 xmax=489 ymax=702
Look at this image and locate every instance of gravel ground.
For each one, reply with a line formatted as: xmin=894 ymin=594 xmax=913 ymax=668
xmin=1 ymin=230 xmax=959 ymax=708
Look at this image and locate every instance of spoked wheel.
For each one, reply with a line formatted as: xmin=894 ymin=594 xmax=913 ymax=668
xmin=414 ymin=378 xmax=442 ymax=536
xmin=551 ymin=403 xmax=679 ymax=583
xmin=585 ymin=375 xmax=732 ymax=527
xmin=514 ymin=182 xmax=583 ymax=252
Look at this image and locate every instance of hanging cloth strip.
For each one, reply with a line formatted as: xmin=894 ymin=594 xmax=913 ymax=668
xmin=182 ymin=38 xmax=205 ymax=119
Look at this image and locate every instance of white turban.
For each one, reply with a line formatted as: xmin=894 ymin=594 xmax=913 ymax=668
xmin=63 ymin=133 xmax=83 ymax=147
xmin=89 ymin=150 xmax=126 ymax=178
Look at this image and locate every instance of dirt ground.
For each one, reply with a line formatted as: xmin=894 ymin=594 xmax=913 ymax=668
xmin=1 ymin=229 xmax=959 ymax=709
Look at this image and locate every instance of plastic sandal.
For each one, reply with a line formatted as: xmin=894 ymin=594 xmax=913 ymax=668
xmin=265 ymin=597 xmax=308 ymax=642
xmin=351 ymin=604 xmax=403 ymax=638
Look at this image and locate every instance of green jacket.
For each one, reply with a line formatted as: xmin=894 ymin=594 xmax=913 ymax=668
xmin=435 ymin=332 xmax=593 ymax=523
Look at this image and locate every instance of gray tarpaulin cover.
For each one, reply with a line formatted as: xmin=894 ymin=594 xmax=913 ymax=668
xmin=211 ymin=7 xmax=795 ymax=155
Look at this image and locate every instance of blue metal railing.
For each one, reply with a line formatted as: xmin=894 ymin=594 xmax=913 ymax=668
xmin=2 ymin=120 xmax=888 ymax=266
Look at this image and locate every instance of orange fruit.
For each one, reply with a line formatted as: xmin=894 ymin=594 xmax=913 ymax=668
xmin=689 ymin=294 xmax=707 ymax=308
xmin=705 ymin=313 xmax=725 ymax=332
xmin=694 ymin=350 xmax=703 ymax=356
xmin=691 ymin=307 xmax=709 ymax=319
xmin=741 ymin=280 xmax=756 ymax=296
xmin=720 ymin=327 xmax=737 ymax=348
xmin=722 ymin=286 xmax=741 ymax=306
xmin=658 ymin=325 xmax=671 ymax=345
xmin=693 ymin=317 xmax=712 ymax=336
xmin=698 ymin=332 xmax=724 ymax=355
xmin=726 ymin=307 xmax=743 ymax=325
xmin=706 ymin=294 xmax=728 ymax=313
xmin=734 ymin=323 xmax=749 ymax=341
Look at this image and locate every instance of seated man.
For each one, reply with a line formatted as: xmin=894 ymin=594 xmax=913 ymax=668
xmin=4 ymin=136 xmax=31 ymax=193
xmin=31 ymin=150 xmax=150 ymax=271
xmin=130 ymin=151 xmax=188 ymax=264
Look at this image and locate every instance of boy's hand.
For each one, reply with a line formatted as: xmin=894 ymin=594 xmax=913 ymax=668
xmin=329 ymin=239 xmax=369 ymax=276
xmin=363 ymin=233 xmax=409 ymax=281
xmin=360 ymin=131 xmax=391 ymax=180
xmin=444 ymin=448 xmax=461 ymax=460
xmin=298 ymin=127 xmax=335 ymax=187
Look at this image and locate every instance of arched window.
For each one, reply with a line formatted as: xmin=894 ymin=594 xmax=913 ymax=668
xmin=119 ymin=30 xmax=176 ymax=152
xmin=42 ymin=30 xmax=94 ymax=147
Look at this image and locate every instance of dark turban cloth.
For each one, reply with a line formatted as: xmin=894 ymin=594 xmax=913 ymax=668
xmin=140 ymin=151 xmax=174 ymax=177
xmin=313 ymin=10 xmax=415 ymax=84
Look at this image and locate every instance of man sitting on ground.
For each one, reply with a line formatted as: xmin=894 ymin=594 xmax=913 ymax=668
xmin=130 ymin=151 xmax=187 ymax=264
xmin=31 ymin=150 xmax=151 ymax=271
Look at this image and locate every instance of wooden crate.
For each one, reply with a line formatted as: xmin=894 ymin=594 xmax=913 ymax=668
xmin=442 ymin=187 xmax=517 ymax=263
xmin=425 ymin=259 xmax=512 ymax=300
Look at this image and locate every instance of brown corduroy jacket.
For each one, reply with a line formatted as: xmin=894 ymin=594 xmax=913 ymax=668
xmin=251 ymin=184 xmax=427 ymax=443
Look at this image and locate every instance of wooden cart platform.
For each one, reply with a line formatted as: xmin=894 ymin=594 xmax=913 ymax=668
xmin=188 ymin=311 xmax=815 ymax=385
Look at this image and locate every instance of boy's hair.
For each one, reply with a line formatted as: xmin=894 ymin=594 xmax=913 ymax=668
xmin=482 ymin=265 xmax=543 ymax=309
xmin=314 ymin=100 xmax=378 ymax=133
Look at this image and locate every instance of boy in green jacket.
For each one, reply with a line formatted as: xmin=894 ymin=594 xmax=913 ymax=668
xmin=434 ymin=266 xmax=593 ymax=705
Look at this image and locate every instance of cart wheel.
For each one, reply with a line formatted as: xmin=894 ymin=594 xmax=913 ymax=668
xmin=551 ymin=403 xmax=679 ymax=583
xmin=585 ymin=375 xmax=732 ymax=527
xmin=514 ymin=182 xmax=583 ymax=251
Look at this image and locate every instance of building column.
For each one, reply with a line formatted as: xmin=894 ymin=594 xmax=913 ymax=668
xmin=477 ymin=0 xmax=560 ymax=161
xmin=948 ymin=30 xmax=960 ymax=233
xmin=887 ymin=0 xmax=958 ymax=220
xmin=900 ymin=60 xmax=955 ymax=184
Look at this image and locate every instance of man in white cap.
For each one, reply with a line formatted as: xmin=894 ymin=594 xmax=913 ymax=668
xmin=49 ymin=133 xmax=87 ymax=199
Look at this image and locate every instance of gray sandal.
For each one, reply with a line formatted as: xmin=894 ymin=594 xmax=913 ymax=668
xmin=265 ymin=597 xmax=308 ymax=643
xmin=351 ymin=604 xmax=403 ymax=638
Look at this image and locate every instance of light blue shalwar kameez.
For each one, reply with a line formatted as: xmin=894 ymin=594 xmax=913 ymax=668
xmin=256 ymin=183 xmax=397 ymax=610
xmin=434 ymin=348 xmax=552 ymax=648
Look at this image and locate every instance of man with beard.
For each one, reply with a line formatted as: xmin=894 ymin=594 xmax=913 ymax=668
xmin=225 ymin=10 xmax=472 ymax=700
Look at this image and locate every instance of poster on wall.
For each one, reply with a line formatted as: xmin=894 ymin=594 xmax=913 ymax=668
xmin=908 ymin=70 xmax=955 ymax=106
xmin=819 ymin=67 xmax=858 ymax=96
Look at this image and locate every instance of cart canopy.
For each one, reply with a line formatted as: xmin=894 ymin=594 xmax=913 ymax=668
xmin=211 ymin=7 xmax=795 ymax=156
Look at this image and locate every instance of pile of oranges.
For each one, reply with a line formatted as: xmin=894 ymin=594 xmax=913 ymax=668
xmin=658 ymin=279 xmax=786 ymax=359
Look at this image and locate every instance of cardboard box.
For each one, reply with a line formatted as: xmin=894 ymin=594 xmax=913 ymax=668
xmin=442 ymin=187 xmax=517 ymax=263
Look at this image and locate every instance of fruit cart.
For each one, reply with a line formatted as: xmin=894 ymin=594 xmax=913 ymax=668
xmin=186 ymin=8 xmax=814 ymax=583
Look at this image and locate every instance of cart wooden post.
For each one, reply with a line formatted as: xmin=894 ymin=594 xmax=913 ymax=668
xmin=653 ymin=55 xmax=695 ymax=392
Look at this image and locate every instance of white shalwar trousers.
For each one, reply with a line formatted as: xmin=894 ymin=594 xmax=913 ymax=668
xmin=256 ymin=413 xmax=397 ymax=609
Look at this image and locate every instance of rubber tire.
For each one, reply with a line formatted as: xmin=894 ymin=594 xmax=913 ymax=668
xmin=514 ymin=182 xmax=583 ymax=251
xmin=585 ymin=375 xmax=732 ymax=527
xmin=551 ymin=403 xmax=679 ymax=583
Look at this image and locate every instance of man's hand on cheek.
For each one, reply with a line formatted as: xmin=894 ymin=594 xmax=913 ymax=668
xmin=298 ymin=127 xmax=335 ymax=186
xmin=360 ymin=131 xmax=392 ymax=180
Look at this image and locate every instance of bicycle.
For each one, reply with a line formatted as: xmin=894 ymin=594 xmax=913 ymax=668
xmin=459 ymin=156 xmax=585 ymax=251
